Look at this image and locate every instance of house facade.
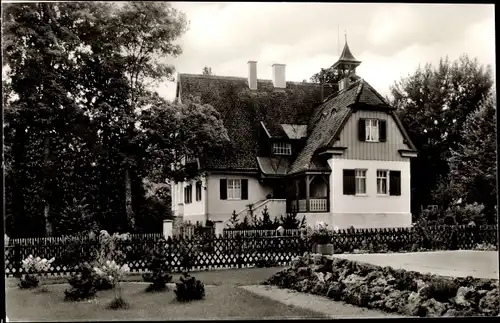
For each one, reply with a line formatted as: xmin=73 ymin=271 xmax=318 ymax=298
xmin=171 ymin=41 xmax=418 ymax=229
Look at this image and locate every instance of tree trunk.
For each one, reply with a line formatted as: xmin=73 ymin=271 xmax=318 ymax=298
xmin=43 ymin=136 xmax=52 ymax=236
xmin=124 ymin=168 xmax=135 ymax=231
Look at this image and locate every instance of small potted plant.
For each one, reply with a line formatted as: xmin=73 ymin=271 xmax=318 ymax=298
xmin=311 ymin=222 xmax=332 ymax=254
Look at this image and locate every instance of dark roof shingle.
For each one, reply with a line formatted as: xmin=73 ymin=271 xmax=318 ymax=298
xmin=178 ymin=74 xmax=333 ymax=170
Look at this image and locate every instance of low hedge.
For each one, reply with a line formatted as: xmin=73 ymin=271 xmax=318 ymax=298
xmin=263 ymin=253 xmax=499 ymax=317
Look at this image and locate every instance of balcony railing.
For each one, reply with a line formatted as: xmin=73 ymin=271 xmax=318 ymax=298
xmin=291 ymin=198 xmax=328 ymax=212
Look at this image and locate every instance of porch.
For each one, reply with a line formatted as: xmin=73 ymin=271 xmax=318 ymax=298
xmin=286 ymin=173 xmax=330 ymax=213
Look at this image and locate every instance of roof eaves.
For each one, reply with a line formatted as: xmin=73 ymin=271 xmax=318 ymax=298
xmin=260 ymin=121 xmax=271 ymax=138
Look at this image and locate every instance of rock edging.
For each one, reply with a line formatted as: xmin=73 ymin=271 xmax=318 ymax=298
xmin=263 ymin=253 xmax=499 ymax=317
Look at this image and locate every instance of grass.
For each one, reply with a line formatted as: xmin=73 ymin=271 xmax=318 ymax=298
xmin=5 ymin=266 xmax=284 ymax=288
xmin=6 ymin=282 xmax=327 ymax=320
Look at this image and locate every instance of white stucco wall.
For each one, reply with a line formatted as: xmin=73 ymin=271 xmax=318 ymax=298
xmin=326 ymin=158 xmax=412 ymax=228
xmin=206 ymin=173 xmax=273 ymax=223
xmin=171 ymin=177 xmax=207 ymax=225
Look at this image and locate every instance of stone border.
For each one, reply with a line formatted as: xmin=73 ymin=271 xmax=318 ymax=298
xmin=240 ymin=285 xmax=404 ymax=318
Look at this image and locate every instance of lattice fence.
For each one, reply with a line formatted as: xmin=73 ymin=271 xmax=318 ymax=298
xmin=4 ymin=235 xmax=306 ymax=277
xmin=324 ymin=225 xmax=497 ymax=252
xmin=5 ymin=225 xmax=497 ymax=277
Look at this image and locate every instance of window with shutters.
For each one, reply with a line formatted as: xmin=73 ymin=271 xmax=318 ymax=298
xmin=184 ymin=185 xmax=192 ymax=204
xmin=365 ymin=119 xmax=379 ymax=142
xmin=227 ymin=179 xmax=242 ymax=200
xmin=377 ymin=170 xmax=388 ymax=195
xmin=355 ymin=169 xmax=367 ymax=195
xmin=389 ymin=170 xmax=401 ymax=196
xmin=195 ymin=181 xmax=202 ymax=201
xmin=272 ymin=142 xmax=292 ymax=155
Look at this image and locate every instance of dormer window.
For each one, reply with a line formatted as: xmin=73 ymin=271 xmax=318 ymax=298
xmin=366 ymin=119 xmax=379 ymax=142
xmin=358 ymin=119 xmax=387 ymax=143
xmin=273 ymin=142 xmax=291 ymax=155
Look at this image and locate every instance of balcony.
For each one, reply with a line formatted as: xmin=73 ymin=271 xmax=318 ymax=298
xmin=291 ymin=198 xmax=328 ymax=213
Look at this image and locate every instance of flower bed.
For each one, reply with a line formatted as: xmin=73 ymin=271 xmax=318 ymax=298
xmin=263 ymin=253 xmax=499 ymax=317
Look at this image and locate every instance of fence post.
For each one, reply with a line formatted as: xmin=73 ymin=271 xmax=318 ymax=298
xmin=14 ymin=244 xmax=21 ymax=278
xmin=163 ymin=219 xmax=173 ymax=240
xmin=214 ymin=221 xmax=224 ymax=237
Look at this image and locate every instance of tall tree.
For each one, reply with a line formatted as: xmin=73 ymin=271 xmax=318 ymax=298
xmin=390 ymin=55 xmax=493 ymax=214
xmin=3 ymin=2 xmax=90 ymax=235
xmin=109 ymin=2 xmax=189 ymax=229
xmin=136 ymin=94 xmax=230 ymax=183
xmin=448 ymin=93 xmax=497 ymax=222
xmin=310 ymin=67 xmax=360 ymax=85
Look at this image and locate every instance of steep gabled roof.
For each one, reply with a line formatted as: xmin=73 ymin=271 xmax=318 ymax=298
xmin=177 ymin=74 xmax=334 ymax=170
xmin=288 ymin=78 xmax=410 ymax=175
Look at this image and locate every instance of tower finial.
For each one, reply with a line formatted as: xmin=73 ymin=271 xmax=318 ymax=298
xmin=345 ymin=29 xmax=347 ymax=44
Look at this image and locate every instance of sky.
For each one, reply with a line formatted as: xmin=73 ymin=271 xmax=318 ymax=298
xmin=157 ymin=2 xmax=495 ymax=102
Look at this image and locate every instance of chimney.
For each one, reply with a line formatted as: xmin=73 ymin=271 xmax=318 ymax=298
xmin=272 ymin=64 xmax=286 ymax=89
xmin=338 ymin=78 xmax=350 ymax=91
xmin=248 ymin=61 xmax=257 ymax=90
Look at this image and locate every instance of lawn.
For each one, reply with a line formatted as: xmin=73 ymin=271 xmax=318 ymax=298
xmin=6 ymin=282 xmax=327 ymax=320
xmin=5 ymin=267 xmax=284 ymax=288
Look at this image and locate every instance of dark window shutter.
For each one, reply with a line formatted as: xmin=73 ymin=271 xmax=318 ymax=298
xmin=379 ymin=120 xmax=387 ymax=142
xmin=220 ymin=179 xmax=227 ymax=200
xmin=241 ymin=179 xmax=248 ymax=200
xmin=343 ymin=169 xmax=356 ymax=195
xmin=358 ymin=119 xmax=366 ymax=141
xmin=390 ymin=171 xmax=401 ymax=196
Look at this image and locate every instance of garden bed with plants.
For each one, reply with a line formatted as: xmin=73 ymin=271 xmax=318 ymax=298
xmin=263 ymin=253 xmax=499 ymax=317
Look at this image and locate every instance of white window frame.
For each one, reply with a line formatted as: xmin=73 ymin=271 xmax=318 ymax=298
xmin=377 ymin=170 xmax=389 ymax=195
xmin=355 ymin=169 xmax=367 ymax=195
xmin=272 ymin=142 xmax=292 ymax=155
xmin=365 ymin=119 xmax=379 ymax=142
xmin=227 ymin=179 xmax=242 ymax=200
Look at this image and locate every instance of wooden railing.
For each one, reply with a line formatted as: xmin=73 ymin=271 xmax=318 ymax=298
xmin=292 ymin=198 xmax=328 ymax=212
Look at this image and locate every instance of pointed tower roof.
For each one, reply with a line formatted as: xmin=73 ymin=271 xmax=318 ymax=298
xmin=332 ymin=37 xmax=361 ymax=70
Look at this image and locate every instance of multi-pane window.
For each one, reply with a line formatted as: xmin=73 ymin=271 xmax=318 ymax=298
xmin=377 ymin=170 xmax=388 ymax=195
xmin=272 ymin=142 xmax=292 ymax=155
xmin=365 ymin=119 xmax=379 ymax=142
xmin=227 ymin=179 xmax=242 ymax=200
xmin=355 ymin=169 xmax=367 ymax=195
xmin=195 ymin=181 xmax=202 ymax=201
xmin=184 ymin=185 xmax=192 ymax=204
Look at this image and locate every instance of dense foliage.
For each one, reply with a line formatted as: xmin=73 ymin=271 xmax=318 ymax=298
xmin=2 ymin=2 xmax=228 ymax=237
xmin=390 ymin=55 xmax=494 ymax=222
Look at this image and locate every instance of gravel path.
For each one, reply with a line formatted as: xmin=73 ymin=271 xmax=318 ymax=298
xmin=241 ymin=285 xmax=404 ymax=318
xmin=334 ymin=250 xmax=499 ymax=279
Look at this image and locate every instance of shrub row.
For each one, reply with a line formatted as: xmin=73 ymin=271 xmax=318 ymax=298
xmin=264 ymin=253 xmax=499 ymax=317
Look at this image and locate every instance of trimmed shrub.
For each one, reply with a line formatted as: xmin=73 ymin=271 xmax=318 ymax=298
xmin=143 ymin=241 xmax=173 ymax=292
xmin=64 ymin=263 xmax=97 ymax=301
xmin=174 ymin=272 xmax=205 ymax=302
xmin=19 ymin=274 xmax=39 ymax=289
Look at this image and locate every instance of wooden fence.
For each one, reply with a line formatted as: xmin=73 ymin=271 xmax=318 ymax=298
xmin=223 ymin=229 xmax=301 ymax=237
xmin=321 ymin=224 xmax=497 ymax=252
xmin=4 ymin=224 xmax=497 ymax=277
xmin=4 ymin=235 xmax=305 ymax=277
